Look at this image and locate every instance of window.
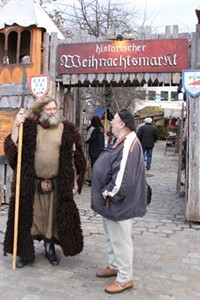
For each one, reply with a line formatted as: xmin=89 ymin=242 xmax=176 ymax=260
xmin=20 ymin=30 xmax=31 ymax=63
xmin=8 ymin=31 xmax=18 ymax=64
xmin=0 ymin=27 xmax=31 ymax=65
xmin=161 ymin=91 xmax=168 ymax=101
xmin=171 ymin=91 xmax=178 ymax=101
xmin=148 ymin=90 xmax=156 ymax=100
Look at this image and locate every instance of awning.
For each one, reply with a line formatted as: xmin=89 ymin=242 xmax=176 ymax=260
xmin=94 ymin=108 xmax=113 ymax=120
xmin=0 ymin=0 xmax=65 ymax=39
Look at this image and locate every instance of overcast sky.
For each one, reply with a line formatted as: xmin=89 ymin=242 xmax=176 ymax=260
xmin=40 ymin=0 xmax=199 ymax=33
xmin=126 ymin=0 xmax=200 ymax=33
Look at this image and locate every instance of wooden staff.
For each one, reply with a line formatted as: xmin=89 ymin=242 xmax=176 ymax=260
xmin=12 ymin=70 xmax=27 ymax=270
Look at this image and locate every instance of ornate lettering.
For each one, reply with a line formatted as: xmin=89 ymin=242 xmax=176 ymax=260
xmin=59 ymin=53 xmax=181 ymax=71
xmin=60 ymin=55 xmax=81 ymax=68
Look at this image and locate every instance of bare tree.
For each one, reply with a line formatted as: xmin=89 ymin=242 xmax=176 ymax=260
xmin=80 ymin=85 xmax=146 ymax=116
xmin=70 ymin=0 xmax=139 ymax=37
xmin=42 ymin=0 xmax=139 ymax=38
xmin=0 ymin=0 xmax=8 ymax=8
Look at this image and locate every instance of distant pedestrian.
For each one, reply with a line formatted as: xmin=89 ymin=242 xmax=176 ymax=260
xmin=85 ymin=115 xmax=105 ymax=185
xmin=136 ymin=121 xmax=145 ymax=133
xmin=137 ymin=117 xmax=158 ymax=170
xmin=91 ymin=109 xmax=147 ymax=294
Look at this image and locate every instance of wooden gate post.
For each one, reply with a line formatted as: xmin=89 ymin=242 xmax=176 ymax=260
xmin=185 ymin=22 xmax=200 ymax=222
xmin=185 ymin=94 xmax=200 ymax=221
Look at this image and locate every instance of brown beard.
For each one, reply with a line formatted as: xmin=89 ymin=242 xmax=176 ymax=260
xmin=38 ymin=112 xmax=61 ymax=128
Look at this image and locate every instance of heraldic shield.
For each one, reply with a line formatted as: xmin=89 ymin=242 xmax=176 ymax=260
xmin=30 ymin=74 xmax=49 ymax=98
xmin=182 ymin=70 xmax=200 ymax=97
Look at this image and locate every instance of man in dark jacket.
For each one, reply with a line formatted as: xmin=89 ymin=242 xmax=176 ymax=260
xmin=91 ymin=109 xmax=146 ymax=294
xmin=4 ymin=96 xmax=86 ymax=268
xmin=137 ymin=117 xmax=158 ymax=170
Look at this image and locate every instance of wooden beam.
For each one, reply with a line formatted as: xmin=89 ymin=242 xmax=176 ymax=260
xmin=42 ymin=33 xmax=50 ymax=74
xmin=186 ymin=95 xmax=200 ymax=221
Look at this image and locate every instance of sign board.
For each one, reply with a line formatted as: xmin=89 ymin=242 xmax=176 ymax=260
xmin=30 ymin=74 xmax=49 ymax=98
xmin=182 ymin=70 xmax=200 ymax=97
xmin=0 ymin=109 xmax=16 ymax=158
xmin=57 ymin=39 xmax=189 ymax=74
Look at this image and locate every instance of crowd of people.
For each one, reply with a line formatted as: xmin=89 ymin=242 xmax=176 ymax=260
xmin=3 ymin=97 xmax=157 ymax=294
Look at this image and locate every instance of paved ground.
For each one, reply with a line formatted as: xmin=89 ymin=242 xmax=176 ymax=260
xmin=0 ymin=141 xmax=200 ymax=300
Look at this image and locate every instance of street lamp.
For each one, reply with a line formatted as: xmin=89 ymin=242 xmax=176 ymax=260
xmin=116 ymin=34 xmax=123 ymax=41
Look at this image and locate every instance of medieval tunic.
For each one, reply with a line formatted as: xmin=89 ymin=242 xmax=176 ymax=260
xmin=4 ymin=119 xmax=86 ymax=263
xmin=31 ymin=123 xmax=64 ymax=241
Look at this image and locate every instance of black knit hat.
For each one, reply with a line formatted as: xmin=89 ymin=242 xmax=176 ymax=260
xmin=118 ymin=109 xmax=135 ymax=131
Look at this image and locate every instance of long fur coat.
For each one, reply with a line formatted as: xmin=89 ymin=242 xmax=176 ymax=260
xmin=4 ymin=118 xmax=86 ymax=263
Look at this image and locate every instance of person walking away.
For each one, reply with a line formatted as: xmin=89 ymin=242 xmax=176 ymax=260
xmin=85 ymin=115 xmax=105 ymax=185
xmin=137 ymin=117 xmax=158 ymax=170
xmin=136 ymin=121 xmax=145 ymax=133
xmin=91 ymin=109 xmax=147 ymax=294
xmin=3 ymin=96 xmax=86 ymax=268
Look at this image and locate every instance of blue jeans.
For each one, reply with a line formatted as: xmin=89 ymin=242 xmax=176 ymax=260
xmin=143 ymin=147 xmax=153 ymax=170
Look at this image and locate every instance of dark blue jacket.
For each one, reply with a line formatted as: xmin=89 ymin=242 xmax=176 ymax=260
xmin=137 ymin=123 xmax=158 ymax=148
xmin=91 ymin=132 xmax=147 ymax=221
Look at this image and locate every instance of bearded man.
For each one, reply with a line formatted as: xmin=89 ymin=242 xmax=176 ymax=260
xmin=4 ymin=96 xmax=86 ymax=268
